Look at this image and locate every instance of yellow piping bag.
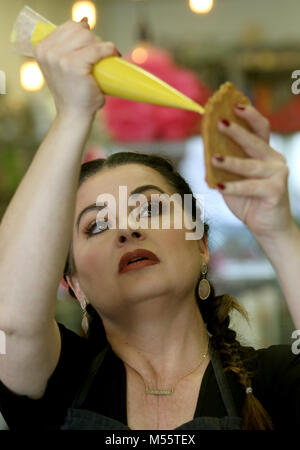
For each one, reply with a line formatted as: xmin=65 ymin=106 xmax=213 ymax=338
xmin=11 ymin=6 xmax=205 ymax=114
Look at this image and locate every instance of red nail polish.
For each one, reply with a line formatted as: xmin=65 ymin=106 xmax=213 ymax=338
xmin=235 ymin=104 xmax=245 ymax=111
xmin=213 ymin=154 xmax=224 ymax=163
xmin=221 ymin=119 xmax=230 ymax=127
xmin=80 ymin=17 xmax=90 ymax=29
xmin=217 ymin=183 xmax=226 ymax=190
xmin=114 ymin=48 xmax=122 ymax=57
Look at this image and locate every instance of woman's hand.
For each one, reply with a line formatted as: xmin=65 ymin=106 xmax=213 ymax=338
xmin=211 ymin=104 xmax=294 ymax=239
xmin=33 ymin=18 xmax=119 ymax=117
xmin=212 ymin=104 xmax=300 ymax=328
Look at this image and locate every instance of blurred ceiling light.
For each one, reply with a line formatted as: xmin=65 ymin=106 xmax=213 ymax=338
xmin=189 ymin=0 xmax=214 ymax=14
xmin=72 ymin=1 xmax=97 ymax=29
xmin=20 ymin=61 xmax=44 ymax=91
xmin=131 ymin=47 xmax=148 ymax=64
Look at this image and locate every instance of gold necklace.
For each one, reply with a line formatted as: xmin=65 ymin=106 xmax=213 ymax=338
xmin=126 ymin=344 xmax=209 ymax=396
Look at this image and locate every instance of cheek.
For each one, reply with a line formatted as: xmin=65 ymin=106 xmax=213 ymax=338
xmin=165 ymin=228 xmax=201 ymax=272
xmin=166 ymin=203 xmax=196 ymax=236
xmin=74 ymin=242 xmax=108 ymax=281
xmin=159 ymin=227 xmax=193 ymax=259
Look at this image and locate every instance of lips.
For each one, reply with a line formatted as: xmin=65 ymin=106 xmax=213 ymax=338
xmin=118 ymin=248 xmax=160 ymax=274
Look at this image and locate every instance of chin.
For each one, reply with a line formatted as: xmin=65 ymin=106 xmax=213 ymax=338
xmin=120 ymin=279 xmax=169 ymax=302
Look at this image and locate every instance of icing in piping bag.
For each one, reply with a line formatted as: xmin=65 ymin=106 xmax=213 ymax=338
xmin=10 ymin=6 xmax=205 ymax=114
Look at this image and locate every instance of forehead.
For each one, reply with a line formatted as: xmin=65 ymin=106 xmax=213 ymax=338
xmin=75 ymin=163 xmax=172 ymax=213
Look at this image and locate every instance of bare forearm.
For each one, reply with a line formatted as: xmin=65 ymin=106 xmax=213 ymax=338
xmin=254 ymin=221 xmax=300 ymax=329
xmin=0 ymin=111 xmax=94 ymax=335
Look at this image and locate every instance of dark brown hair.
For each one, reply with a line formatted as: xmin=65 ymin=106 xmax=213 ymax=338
xmin=63 ymin=151 xmax=273 ymax=430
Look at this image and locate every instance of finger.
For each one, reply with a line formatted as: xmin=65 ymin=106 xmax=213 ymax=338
xmin=217 ymin=119 xmax=283 ymax=162
xmin=216 ymin=163 xmax=289 ymax=197
xmin=77 ymin=20 xmax=121 ymax=56
xmin=70 ymin=41 xmax=118 ymax=68
xmin=216 ymin=178 xmax=280 ymax=198
xmin=35 ymin=33 xmax=97 ymax=64
xmin=59 ymin=29 xmax=97 ymax=54
xmin=35 ymin=21 xmax=98 ymax=57
xmin=234 ymin=104 xmax=270 ymax=143
xmin=34 ymin=21 xmax=76 ymax=57
xmin=211 ymin=154 xmax=284 ymax=178
xmin=80 ymin=17 xmax=90 ymax=29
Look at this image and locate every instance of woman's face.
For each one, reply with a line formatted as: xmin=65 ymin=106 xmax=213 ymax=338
xmin=67 ymin=163 xmax=209 ymax=319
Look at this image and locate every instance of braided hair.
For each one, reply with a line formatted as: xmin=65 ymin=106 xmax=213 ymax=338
xmin=64 ymin=151 xmax=273 ymax=429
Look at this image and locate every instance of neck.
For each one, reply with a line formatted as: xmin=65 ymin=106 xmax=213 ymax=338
xmin=100 ymin=296 xmax=209 ymax=389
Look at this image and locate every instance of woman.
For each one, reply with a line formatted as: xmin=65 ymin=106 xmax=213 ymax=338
xmin=0 ymin=19 xmax=299 ymax=431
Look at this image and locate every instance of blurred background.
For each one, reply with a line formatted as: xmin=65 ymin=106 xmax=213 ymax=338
xmin=1 ymin=0 xmax=300 ymax=427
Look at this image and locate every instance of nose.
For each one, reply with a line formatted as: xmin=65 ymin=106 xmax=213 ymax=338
xmin=116 ymin=228 xmax=145 ymax=246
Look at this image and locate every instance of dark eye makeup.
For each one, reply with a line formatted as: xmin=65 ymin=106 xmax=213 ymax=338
xmin=83 ymin=199 xmax=164 ymax=238
xmin=84 ymin=219 xmax=109 ymax=237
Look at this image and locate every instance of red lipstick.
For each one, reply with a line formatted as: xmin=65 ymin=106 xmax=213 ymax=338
xmin=118 ymin=249 xmax=160 ymax=274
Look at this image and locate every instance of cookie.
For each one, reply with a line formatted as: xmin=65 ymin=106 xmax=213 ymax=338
xmin=201 ymin=81 xmax=251 ymax=189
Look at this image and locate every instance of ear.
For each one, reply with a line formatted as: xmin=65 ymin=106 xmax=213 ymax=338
xmin=196 ymin=233 xmax=210 ymax=266
xmin=65 ymin=274 xmax=89 ymax=305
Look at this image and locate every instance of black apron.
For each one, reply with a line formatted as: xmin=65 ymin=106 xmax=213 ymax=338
xmin=60 ymin=338 xmax=242 ymax=430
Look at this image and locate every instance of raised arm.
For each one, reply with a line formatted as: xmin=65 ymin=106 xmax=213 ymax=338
xmin=0 ymin=19 xmax=116 ymax=398
xmin=210 ymin=104 xmax=300 ymax=329
xmin=253 ymin=220 xmax=300 ymax=330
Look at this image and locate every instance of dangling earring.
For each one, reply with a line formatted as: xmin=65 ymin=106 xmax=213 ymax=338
xmin=79 ymin=296 xmax=89 ymax=335
xmin=198 ymin=263 xmax=211 ymax=300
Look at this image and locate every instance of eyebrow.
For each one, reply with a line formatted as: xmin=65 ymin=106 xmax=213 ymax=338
xmin=76 ymin=184 xmax=166 ymax=232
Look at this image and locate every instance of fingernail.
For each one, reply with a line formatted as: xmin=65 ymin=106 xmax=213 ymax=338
xmin=235 ymin=104 xmax=246 ymax=111
xmin=80 ymin=17 xmax=90 ymax=28
xmin=113 ymin=47 xmax=122 ymax=57
xmin=213 ymin=154 xmax=224 ymax=163
xmin=217 ymin=183 xmax=226 ymax=190
xmin=220 ymin=119 xmax=230 ymax=127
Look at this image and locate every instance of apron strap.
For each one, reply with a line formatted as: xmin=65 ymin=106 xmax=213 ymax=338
xmin=71 ymin=338 xmax=239 ymax=418
xmin=208 ymin=338 xmax=239 ymax=417
xmin=71 ymin=345 xmax=110 ymax=409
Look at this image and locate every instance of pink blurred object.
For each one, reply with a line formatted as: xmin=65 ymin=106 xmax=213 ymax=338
xmin=102 ymin=45 xmax=211 ymax=142
xmin=60 ymin=277 xmax=69 ymax=292
xmin=57 ymin=276 xmax=70 ymax=301
xmin=81 ymin=144 xmax=107 ymax=164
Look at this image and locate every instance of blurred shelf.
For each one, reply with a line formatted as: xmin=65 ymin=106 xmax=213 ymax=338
xmin=211 ymin=258 xmax=276 ymax=284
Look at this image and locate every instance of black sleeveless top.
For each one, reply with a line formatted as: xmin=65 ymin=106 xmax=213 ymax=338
xmin=0 ymin=322 xmax=299 ymax=430
xmin=60 ymin=336 xmax=242 ymax=429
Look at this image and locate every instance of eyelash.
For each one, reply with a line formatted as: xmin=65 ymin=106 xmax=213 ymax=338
xmin=83 ymin=200 xmax=163 ymax=237
xmin=84 ymin=219 xmax=108 ymax=237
